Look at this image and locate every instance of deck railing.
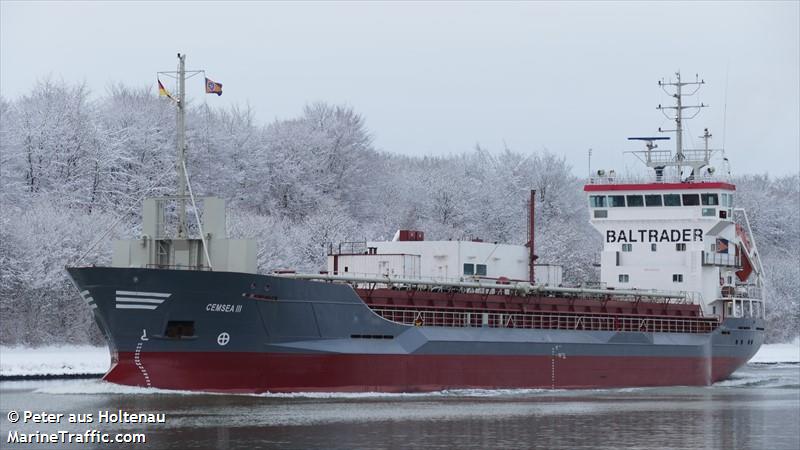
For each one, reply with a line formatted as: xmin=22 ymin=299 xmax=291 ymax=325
xmin=145 ymin=263 xmax=212 ymax=271
xmin=722 ymin=297 xmax=765 ymax=319
xmin=702 ymin=252 xmax=741 ymax=267
xmin=309 ymin=271 xmax=696 ymax=305
xmin=586 ymin=167 xmax=731 ymax=185
xmin=371 ymin=307 xmax=719 ymax=334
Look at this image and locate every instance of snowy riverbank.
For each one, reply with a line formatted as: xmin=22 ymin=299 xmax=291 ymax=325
xmin=749 ymin=337 xmax=800 ymax=364
xmin=1 ymin=339 xmax=798 ymax=378
xmin=0 ymin=345 xmax=110 ymax=377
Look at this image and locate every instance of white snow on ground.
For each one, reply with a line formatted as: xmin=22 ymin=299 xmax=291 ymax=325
xmin=749 ymin=337 xmax=800 ymax=364
xmin=0 ymin=338 xmax=797 ymax=378
xmin=0 ymin=345 xmax=110 ymax=377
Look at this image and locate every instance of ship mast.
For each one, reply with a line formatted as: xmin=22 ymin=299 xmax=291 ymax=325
xmin=160 ymin=53 xmax=205 ymax=238
xmin=104 ymin=55 xmax=256 ymax=274
xmin=628 ymin=72 xmax=719 ymax=181
xmin=176 ymin=53 xmax=188 ymax=238
xmin=656 ymin=71 xmax=708 ymax=177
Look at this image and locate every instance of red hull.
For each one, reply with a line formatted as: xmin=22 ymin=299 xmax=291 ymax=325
xmin=106 ymin=351 xmax=746 ymax=393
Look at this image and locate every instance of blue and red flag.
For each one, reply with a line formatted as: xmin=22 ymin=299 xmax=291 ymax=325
xmin=205 ymin=77 xmax=222 ymax=96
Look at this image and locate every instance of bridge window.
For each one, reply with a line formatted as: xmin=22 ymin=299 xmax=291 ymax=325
xmin=593 ymin=209 xmax=608 ymax=218
xmin=682 ymin=194 xmax=700 ymax=206
xmin=645 ymin=194 xmax=663 ymax=206
xmin=463 ymin=263 xmax=474 ymax=276
xmin=672 ymin=274 xmax=684 ymax=283
xmin=721 ymin=193 xmax=728 ymax=206
xmin=609 ymin=195 xmax=626 ymax=207
xmin=622 ymin=243 xmax=632 ymax=252
xmin=619 ymin=274 xmax=629 ymax=283
xmin=676 ymin=243 xmax=687 ymax=251
xmin=701 ymin=193 xmax=719 ymax=206
xmin=476 ymin=264 xmax=487 ymax=276
xmin=664 ymin=194 xmax=681 ymax=206
xmin=589 ymin=195 xmax=607 ymax=207
xmin=702 ymin=208 xmax=716 ymax=217
xmin=729 ymin=194 xmax=734 ymax=207
xmin=626 ymin=195 xmax=644 ymax=207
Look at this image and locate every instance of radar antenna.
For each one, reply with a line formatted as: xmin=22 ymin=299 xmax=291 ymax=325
xmin=626 ymin=136 xmax=670 ymax=181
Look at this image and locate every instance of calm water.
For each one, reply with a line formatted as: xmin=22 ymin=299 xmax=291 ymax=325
xmin=1 ymin=363 xmax=798 ymax=449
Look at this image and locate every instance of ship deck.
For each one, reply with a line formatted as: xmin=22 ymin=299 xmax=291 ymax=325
xmin=357 ymin=288 xmax=718 ymax=334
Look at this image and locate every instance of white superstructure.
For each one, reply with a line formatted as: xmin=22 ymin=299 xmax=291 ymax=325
xmin=584 ymin=182 xmax=761 ymax=318
xmin=327 ymin=237 xmax=562 ymax=286
xmin=585 ymin=71 xmax=764 ymax=320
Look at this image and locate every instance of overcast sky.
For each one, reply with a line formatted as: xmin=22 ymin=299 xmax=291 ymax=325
xmin=2 ymin=1 xmax=798 ymax=176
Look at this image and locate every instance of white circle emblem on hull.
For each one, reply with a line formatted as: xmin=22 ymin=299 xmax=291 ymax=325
xmin=217 ymin=332 xmax=230 ymax=346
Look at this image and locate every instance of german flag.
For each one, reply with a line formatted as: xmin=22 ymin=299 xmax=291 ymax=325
xmin=205 ymin=77 xmax=222 ymax=96
xmin=158 ymin=79 xmax=174 ymax=100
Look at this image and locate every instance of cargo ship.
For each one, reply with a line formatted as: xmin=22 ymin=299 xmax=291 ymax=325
xmin=67 ymin=60 xmax=765 ymax=392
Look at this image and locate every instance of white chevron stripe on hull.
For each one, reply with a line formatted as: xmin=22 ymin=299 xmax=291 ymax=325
xmin=116 ymin=297 xmax=165 ymax=304
xmin=116 ymin=291 xmax=171 ymax=298
xmin=114 ymin=290 xmax=171 ymax=310
xmin=116 ymin=304 xmax=159 ymax=310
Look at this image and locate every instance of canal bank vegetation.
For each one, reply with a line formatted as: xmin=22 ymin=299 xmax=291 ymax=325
xmin=0 ymin=80 xmax=797 ymax=345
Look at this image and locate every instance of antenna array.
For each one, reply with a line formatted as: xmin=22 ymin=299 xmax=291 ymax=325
xmin=626 ymin=71 xmax=722 ymax=181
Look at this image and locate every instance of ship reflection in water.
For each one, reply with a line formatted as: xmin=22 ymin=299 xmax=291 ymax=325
xmin=0 ymin=364 xmax=797 ymax=449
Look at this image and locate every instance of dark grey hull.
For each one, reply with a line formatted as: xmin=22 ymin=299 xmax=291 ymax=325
xmin=66 ymin=267 xmax=764 ymax=392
